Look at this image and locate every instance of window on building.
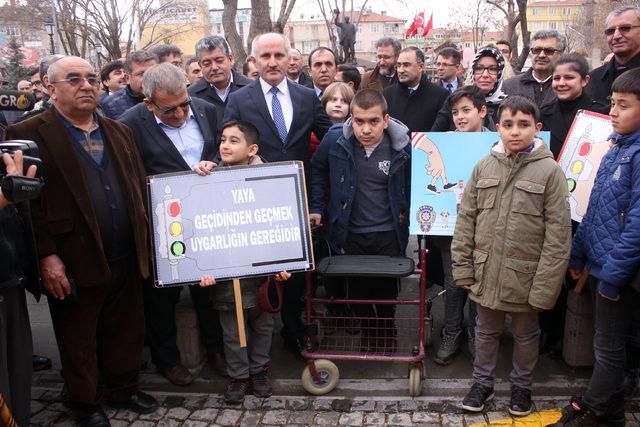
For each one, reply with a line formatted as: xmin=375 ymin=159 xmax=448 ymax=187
xmin=384 ymin=24 xmax=398 ymax=33
xmin=4 ymin=26 xmax=20 ymax=36
xmin=355 ymin=41 xmax=362 ymax=51
xmin=357 ymin=24 xmax=362 ymax=32
xmin=216 ymin=24 xmax=222 ymax=34
xmin=238 ymin=21 xmax=244 ymax=37
xmin=564 ymin=7 xmax=572 ymax=15
xmin=532 ymin=7 xmax=540 ymax=16
xmin=549 ymin=21 xmax=557 ymax=29
xmin=549 ymin=7 xmax=556 ymax=15
xmin=533 ymin=21 xmax=542 ymax=30
xmin=371 ymin=23 xmax=379 ymax=33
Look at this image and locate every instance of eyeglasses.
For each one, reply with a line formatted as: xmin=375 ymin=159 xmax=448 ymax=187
xmin=435 ymin=62 xmax=457 ymax=67
xmin=604 ymin=24 xmax=640 ymax=36
xmin=152 ymin=97 xmax=192 ymax=116
xmin=472 ymin=65 xmax=499 ymax=76
xmin=530 ymin=47 xmax=561 ymax=55
xmin=50 ymin=76 xmax=101 ymax=88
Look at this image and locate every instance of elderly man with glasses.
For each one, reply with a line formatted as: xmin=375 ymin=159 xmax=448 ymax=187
xmin=502 ymin=30 xmax=565 ymax=107
xmin=589 ymin=6 xmax=640 ymax=108
xmin=5 ymin=55 xmax=158 ymax=426
xmin=119 ymin=63 xmax=224 ymax=386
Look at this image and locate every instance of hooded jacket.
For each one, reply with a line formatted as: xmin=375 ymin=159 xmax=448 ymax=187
xmin=310 ymin=118 xmax=411 ymax=253
xmin=451 ymin=138 xmax=571 ymax=312
xmin=570 ymin=130 xmax=640 ymax=300
xmin=431 ymin=47 xmax=506 ymax=131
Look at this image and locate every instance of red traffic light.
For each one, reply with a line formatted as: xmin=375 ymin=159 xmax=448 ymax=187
xmin=168 ymin=201 xmax=181 ymax=217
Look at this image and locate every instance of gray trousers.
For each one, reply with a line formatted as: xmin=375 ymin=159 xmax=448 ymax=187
xmin=0 ymin=287 xmax=33 ymax=427
xmin=473 ymin=305 xmax=540 ymax=390
xmin=434 ymin=237 xmax=477 ymax=335
xmin=219 ymin=306 xmax=274 ymax=379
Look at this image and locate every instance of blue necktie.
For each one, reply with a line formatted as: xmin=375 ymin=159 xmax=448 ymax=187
xmin=447 ymin=83 xmax=453 ymax=93
xmin=270 ymin=86 xmax=288 ymax=144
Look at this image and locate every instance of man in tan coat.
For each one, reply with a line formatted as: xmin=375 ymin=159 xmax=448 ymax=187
xmin=451 ymin=96 xmax=571 ymax=417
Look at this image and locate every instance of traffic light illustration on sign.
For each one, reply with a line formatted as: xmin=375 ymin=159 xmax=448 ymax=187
xmin=154 ymin=184 xmax=186 ymax=281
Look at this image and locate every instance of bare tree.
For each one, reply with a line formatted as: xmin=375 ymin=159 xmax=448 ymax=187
xmin=448 ymin=0 xmax=502 ymax=52
xmin=222 ymin=0 xmax=246 ymax=65
xmin=483 ymin=0 xmax=530 ymax=70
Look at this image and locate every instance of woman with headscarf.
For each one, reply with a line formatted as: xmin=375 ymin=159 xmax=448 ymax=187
xmin=431 ymin=46 xmax=507 ymax=131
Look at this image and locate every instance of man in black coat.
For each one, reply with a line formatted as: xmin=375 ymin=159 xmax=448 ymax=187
xmin=120 ymin=63 xmax=225 ymax=386
xmin=188 ymin=35 xmax=251 ymax=131
xmin=384 ymin=46 xmax=449 ymax=133
xmin=588 ymin=6 xmax=640 ymax=108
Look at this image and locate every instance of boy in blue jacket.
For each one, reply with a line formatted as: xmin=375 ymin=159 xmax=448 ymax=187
xmin=309 ymin=89 xmax=411 ymax=352
xmin=552 ymin=68 xmax=640 ymax=426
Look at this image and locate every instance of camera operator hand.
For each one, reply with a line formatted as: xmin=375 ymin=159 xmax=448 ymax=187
xmin=0 ymin=150 xmax=37 ymax=209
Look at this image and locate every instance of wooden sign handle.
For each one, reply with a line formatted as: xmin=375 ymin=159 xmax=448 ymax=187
xmin=574 ymin=271 xmax=589 ymax=294
xmin=233 ymin=278 xmax=247 ymax=348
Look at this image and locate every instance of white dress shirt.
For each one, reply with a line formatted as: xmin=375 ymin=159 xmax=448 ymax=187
xmin=213 ymin=72 xmax=234 ymax=102
xmin=155 ymin=109 xmax=204 ymax=170
xmin=259 ymin=77 xmax=293 ymax=131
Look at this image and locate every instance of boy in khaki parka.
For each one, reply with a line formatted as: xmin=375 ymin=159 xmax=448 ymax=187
xmin=451 ymin=96 xmax=571 ymax=416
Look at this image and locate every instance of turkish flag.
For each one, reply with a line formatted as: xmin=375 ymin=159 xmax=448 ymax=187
xmin=422 ymin=13 xmax=433 ymax=37
xmin=406 ymin=20 xmax=416 ymax=38
xmin=415 ymin=11 xmax=425 ymax=33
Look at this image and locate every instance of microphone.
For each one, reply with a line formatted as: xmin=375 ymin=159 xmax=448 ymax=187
xmin=0 ymin=91 xmax=36 ymax=111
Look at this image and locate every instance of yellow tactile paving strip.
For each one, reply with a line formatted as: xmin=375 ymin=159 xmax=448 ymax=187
xmin=469 ymin=409 xmax=562 ymax=426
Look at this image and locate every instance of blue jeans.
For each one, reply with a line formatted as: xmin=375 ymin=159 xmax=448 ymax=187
xmin=584 ymin=285 xmax=640 ymax=416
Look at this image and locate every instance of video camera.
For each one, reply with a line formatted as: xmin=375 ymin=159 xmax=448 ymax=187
xmin=0 ymin=140 xmax=44 ymax=203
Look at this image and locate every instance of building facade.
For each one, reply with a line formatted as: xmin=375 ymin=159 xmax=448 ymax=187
xmin=285 ymin=9 xmax=405 ymax=62
xmin=526 ymin=0 xmax=584 ymax=33
xmin=141 ymin=0 xmax=210 ymax=56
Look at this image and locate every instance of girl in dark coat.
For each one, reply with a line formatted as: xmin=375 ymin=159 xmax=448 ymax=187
xmin=541 ymin=53 xmax=608 ymax=159
xmin=538 ymin=53 xmax=609 ymax=359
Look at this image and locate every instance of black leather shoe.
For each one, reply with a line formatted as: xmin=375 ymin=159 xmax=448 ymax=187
xmin=32 ymin=355 xmax=52 ymax=371
xmin=77 ymin=409 xmax=110 ymax=427
xmin=107 ymin=391 xmax=158 ymax=414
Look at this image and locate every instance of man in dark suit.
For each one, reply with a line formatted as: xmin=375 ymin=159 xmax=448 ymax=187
xmin=120 ymin=63 xmax=225 ymax=385
xmin=5 ymin=56 xmax=158 ymax=426
xmin=223 ymin=33 xmax=331 ymax=167
xmin=384 ymin=46 xmax=449 ymax=134
xmin=224 ymin=33 xmax=331 ymax=357
xmin=188 ymin=35 xmax=251 ymax=131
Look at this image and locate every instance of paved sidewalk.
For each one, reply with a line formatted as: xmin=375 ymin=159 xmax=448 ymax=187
xmin=29 ymin=386 xmax=640 ymax=427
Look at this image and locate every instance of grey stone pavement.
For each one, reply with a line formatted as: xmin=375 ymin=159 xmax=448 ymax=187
xmin=26 ymin=241 xmax=640 ymax=425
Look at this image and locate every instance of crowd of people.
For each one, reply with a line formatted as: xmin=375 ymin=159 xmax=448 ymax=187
xmin=0 ymin=4 xmax=639 ymax=427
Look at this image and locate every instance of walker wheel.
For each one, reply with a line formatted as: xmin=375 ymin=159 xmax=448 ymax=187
xmin=408 ymin=366 xmax=422 ymax=397
xmin=301 ymin=359 xmax=339 ymax=395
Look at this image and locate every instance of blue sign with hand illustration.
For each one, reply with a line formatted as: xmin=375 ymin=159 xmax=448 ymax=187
xmin=410 ymin=132 xmax=550 ymax=236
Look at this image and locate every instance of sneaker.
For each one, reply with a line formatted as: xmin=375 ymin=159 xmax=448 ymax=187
xmin=509 ymin=386 xmax=532 ymax=416
xmin=461 ymin=382 xmax=494 ymax=412
xmin=546 ymin=397 xmax=598 ymax=427
xmin=427 ymin=184 xmax=440 ymax=194
xmin=467 ymin=328 xmax=476 ymax=361
xmin=251 ymin=365 xmax=273 ymax=398
xmin=434 ymin=330 xmax=462 ymax=365
xmin=224 ymin=377 xmax=249 ymax=404
xmin=443 ymin=183 xmax=457 ymax=191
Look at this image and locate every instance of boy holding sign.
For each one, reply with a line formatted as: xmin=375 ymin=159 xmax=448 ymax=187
xmin=196 ymin=120 xmax=291 ymax=404
xmin=309 ymin=89 xmax=411 ymax=352
xmin=432 ymin=85 xmax=489 ymax=366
